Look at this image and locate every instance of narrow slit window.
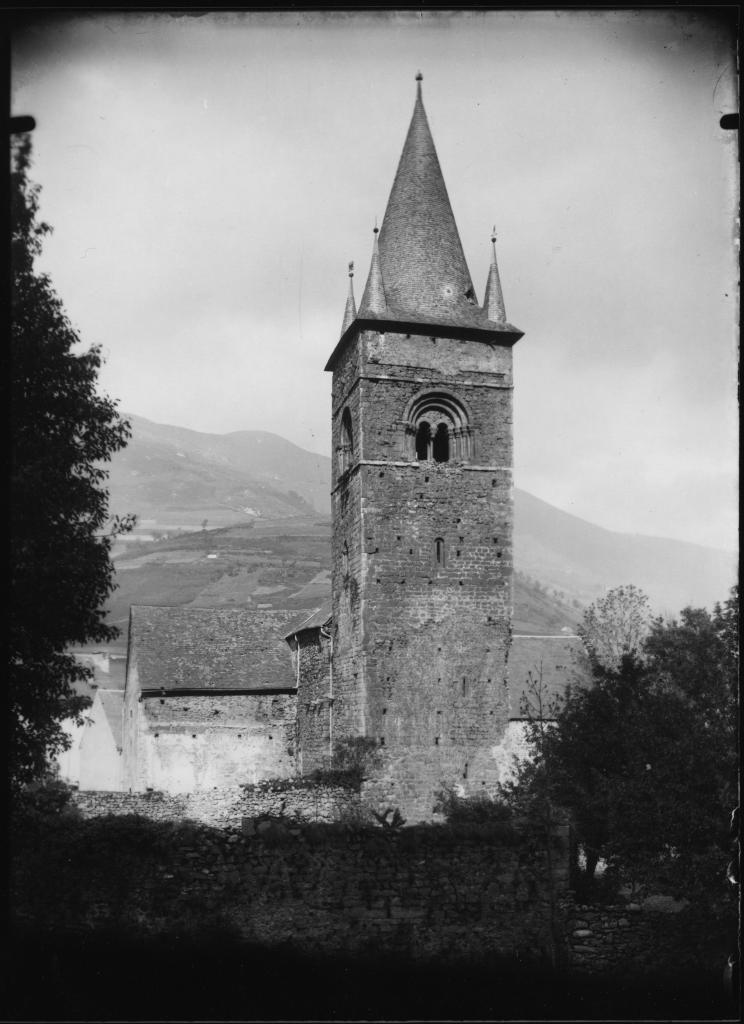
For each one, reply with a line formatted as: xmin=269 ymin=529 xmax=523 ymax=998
xmin=339 ymin=408 xmax=353 ymax=475
xmin=435 ymin=537 xmax=446 ymax=567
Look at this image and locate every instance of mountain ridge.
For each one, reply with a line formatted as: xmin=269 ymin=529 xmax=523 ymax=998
xmin=107 ymin=414 xmax=736 ymax=615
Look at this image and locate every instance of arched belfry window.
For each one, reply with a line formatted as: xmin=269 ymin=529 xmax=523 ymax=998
xmin=433 ymin=423 xmax=449 ymax=463
xmin=415 ymin=421 xmax=431 ymax=461
xmin=338 ymin=408 xmax=353 ymax=475
xmin=405 ymin=391 xmax=473 ymax=463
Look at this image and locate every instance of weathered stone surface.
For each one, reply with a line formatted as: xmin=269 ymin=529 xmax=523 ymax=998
xmin=73 ymin=783 xmax=361 ymax=830
xmin=13 ymin=821 xmax=568 ymax=965
xmin=328 ymin=328 xmax=515 ymax=822
xmin=291 ymin=628 xmax=333 ymax=773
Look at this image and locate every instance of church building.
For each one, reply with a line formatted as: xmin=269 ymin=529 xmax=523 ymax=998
xmin=115 ymin=76 xmax=584 ymax=821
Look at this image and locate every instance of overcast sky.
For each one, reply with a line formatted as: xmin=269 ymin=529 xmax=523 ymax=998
xmin=12 ymin=10 xmax=738 ymax=552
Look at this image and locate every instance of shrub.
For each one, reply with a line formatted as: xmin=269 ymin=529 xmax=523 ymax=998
xmin=13 ymin=774 xmax=80 ymax=822
xmin=434 ymin=786 xmax=513 ymax=825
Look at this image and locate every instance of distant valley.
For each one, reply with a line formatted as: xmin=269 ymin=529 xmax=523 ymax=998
xmin=104 ymin=415 xmax=736 ymax=640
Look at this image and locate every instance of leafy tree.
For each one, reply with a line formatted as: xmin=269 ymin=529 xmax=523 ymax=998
xmin=645 ymin=588 xmax=738 ymax=745
xmin=502 ymin=586 xmax=739 ymax=896
xmin=578 ymin=584 xmax=651 ymax=672
xmin=10 ymin=136 xmax=134 ymax=793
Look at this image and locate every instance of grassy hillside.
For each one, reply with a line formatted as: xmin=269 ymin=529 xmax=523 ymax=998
xmin=108 ymin=415 xmax=330 ymax=535
xmin=108 ymin=519 xmax=579 ymax=637
xmin=106 ymin=415 xmax=736 ymax=619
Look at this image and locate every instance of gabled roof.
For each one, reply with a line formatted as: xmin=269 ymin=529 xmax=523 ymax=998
xmin=128 ymin=606 xmax=296 ymax=693
xmin=98 ymin=689 xmax=124 ymax=752
xmin=508 ymin=635 xmax=590 ymax=720
xmin=70 ymin=674 xmax=98 ymax=700
xmin=283 ymin=602 xmax=333 ymax=639
xmin=70 ymin=651 xmax=126 ymax=696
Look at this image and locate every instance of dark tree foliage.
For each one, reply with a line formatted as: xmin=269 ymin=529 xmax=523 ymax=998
xmin=501 ymin=587 xmax=739 ymax=895
xmin=10 ymin=136 xmax=134 ymax=792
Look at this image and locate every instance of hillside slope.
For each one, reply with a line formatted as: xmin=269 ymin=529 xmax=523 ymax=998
xmin=107 ymin=415 xmax=736 ymax=616
xmin=108 ymin=414 xmax=331 ymax=531
xmin=107 ymin=519 xmax=579 ymax=637
xmin=513 ymin=490 xmax=735 ymax=614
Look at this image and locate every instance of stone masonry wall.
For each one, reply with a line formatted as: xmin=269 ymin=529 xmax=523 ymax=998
xmin=131 ymin=694 xmax=296 ymax=793
xmin=13 ymin=816 xmax=570 ymax=965
xmin=15 ymin=807 xmax=725 ymax=977
xmin=293 ymin=631 xmax=333 ymax=773
xmin=330 ymin=327 xmax=515 ymax=821
xmin=72 ymin=782 xmax=360 ymax=828
xmin=561 ymin=894 xmax=728 ymax=974
xmin=331 ymin=338 xmax=367 ymax=745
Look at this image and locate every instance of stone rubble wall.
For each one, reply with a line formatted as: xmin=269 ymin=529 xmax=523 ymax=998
xmin=14 ymin=799 xmax=726 ymax=975
xmin=562 ymin=894 xmax=726 ymax=974
xmin=12 ymin=815 xmax=569 ymax=964
xmin=71 ymin=783 xmax=360 ymax=828
xmin=293 ymin=631 xmax=333 ymax=774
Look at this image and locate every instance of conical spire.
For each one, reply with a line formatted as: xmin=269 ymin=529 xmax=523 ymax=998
xmin=359 ymin=225 xmax=387 ymax=316
xmin=375 ymin=72 xmax=477 ymax=323
xmin=340 ymin=261 xmax=357 ymax=335
xmin=483 ymin=228 xmax=506 ymax=324
xmin=325 ymin=76 xmax=523 ymax=372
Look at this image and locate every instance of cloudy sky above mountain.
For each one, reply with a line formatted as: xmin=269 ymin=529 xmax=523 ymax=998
xmin=12 ymin=10 xmax=738 ymax=552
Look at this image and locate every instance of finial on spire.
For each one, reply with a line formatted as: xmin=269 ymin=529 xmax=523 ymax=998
xmin=359 ymin=221 xmax=387 ymax=316
xmin=340 ymin=259 xmax=357 ymax=335
xmin=483 ymin=227 xmax=507 ymax=324
xmin=415 ymin=71 xmax=423 ymax=81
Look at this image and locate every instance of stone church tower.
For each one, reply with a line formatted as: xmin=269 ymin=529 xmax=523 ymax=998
xmin=325 ymin=75 xmax=524 ymax=820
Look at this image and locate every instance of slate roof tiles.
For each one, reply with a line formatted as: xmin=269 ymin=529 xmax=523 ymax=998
xmin=283 ymin=602 xmax=333 ymax=638
xmin=356 ymin=76 xmax=522 ymax=336
xmin=128 ymin=606 xmax=296 ymax=693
